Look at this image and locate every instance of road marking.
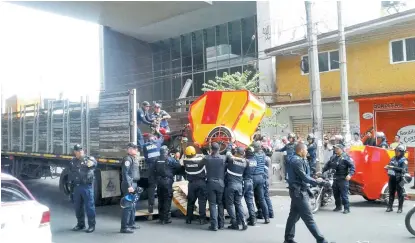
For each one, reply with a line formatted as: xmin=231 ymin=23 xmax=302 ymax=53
xmin=275 ymin=224 xmax=285 ymax=228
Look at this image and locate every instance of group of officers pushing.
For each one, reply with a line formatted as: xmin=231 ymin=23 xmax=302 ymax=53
xmin=120 ymin=138 xmax=274 ymax=233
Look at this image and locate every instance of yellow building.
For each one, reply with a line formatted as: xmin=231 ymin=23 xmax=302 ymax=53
xmin=264 ymin=9 xmax=415 ymax=143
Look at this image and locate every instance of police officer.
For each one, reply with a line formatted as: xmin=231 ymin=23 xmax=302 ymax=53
xmin=143 ymin=133 xmax=164 ymax=213
xmin=183 ymin=146 xmax=208 ymax=225
xmin=69 ymin=144 xmax=97 ymax=233
xmin=137 ymin=101 xmax=155 ymax=148
xmin=120 ymin=142 xmax=141 ymax=233
xmin=307 ymin=133 xmax=317 ymax=177
xmin=203 ymin=142 xmax=227 ymax=231
xmin=284 ymin=143 xmax=328 ymax=243
xmin=225 ymin=147 xmax=248 ymax=230
xmin=255 ymin=147 xmax=274 ymax=220
xmin=238 ymin=146 xmax=256 ymax=226
xmin=276 ymin=133 xmax=297 ymax=181
xmin=385 ymin=144 xmax=408 ymax=213
xmin=155 ymin=146 xmax=181 ymax=224
xmin=252 ymin=141 xmax=270 ymax=224
xmin=322 ymin=144 xmax=355 ymax=214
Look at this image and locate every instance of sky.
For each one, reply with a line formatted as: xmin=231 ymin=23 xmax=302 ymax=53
xmin=0 ymin=2 xmax=100 ymax=104
xmin=1 ymin=1 xmax=414 ymax=106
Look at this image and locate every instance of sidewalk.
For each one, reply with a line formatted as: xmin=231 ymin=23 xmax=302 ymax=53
xmin=269 ymin=178 xmax=415 ymax=201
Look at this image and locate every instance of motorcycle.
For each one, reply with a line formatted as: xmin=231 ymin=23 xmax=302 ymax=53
xmin=309 ymin=169 xmax=335 ymax=214
xmin=143 ymin=123 xmax=190 ymax=154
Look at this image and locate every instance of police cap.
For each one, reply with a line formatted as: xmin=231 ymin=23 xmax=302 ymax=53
xmin=211 ymin=142 xmax=220 ymax=151
xmin=333 ymin=144 xmax=345 ymax=150
xmin=73 ymin=144 xmax=83 ymax=151
xmin=127 ymin=142 xmax=138 ymax=149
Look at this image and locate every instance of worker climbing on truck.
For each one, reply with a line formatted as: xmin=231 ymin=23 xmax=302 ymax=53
xmin=152 ymin=103 xmax=171 ymax=133
xmin=137 ymin=101 xmax=156 ymax=149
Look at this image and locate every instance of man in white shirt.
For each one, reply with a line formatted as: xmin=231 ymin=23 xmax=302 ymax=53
xmin=351 ymin=132 xmax=363 ymax=146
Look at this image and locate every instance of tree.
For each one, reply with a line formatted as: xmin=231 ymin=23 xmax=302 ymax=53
xmin=202 ymin=71 xmax=286 ymax=129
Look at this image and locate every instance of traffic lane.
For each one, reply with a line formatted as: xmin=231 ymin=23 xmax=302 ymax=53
xmin=23 ymin=178 xmax=415 ymax=243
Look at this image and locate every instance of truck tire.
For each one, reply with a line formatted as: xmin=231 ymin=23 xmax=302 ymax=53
xmin=59 ymin=168 xmax=71 ymax=196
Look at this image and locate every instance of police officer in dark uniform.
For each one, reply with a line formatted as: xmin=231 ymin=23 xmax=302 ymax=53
xmin=307 ymin=133 xmax=317 ymax=176
xmin=284 ymin=143 xmax=328 ymax=243
xmin=276 ymin=133 xmax=297 ymax=180
xmin=385 ymin=144 xmax=408 ymax=213
xmin=256 ymin=147 xmax=274 ymax=220
xmin=120 ymin=142 xmax=141 ymax=233
xmin=69 ymin=144 xmax=97 ymax=233
xmin=143 ymin=133 xmax=164 ymax=213
xmin=252 ymin=141 xmax=270 ymax=224
xmin=137 ymin=101 xmax=155 ymax=149
xmin=225 ymin=147 xmax=248 ymax=230
xmin=237 ymin=146 xmax=256 ymax=226
xmin=183 ymin=146 xmax=208 ymax=225
xmin=155 ymin=146 xmax=181 ymax=224
xmin=203 ymin=142 xmax=227 ymax=231
xmin=322 ymin=144 xmax=355 ymax=214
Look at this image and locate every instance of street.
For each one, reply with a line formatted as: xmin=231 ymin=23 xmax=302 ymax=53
xmin=25 ymin=178 xmax=415 ymax=243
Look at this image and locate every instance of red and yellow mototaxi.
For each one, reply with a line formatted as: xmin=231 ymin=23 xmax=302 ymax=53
xmin=348 ymin=145 xmax=409 ymax=202
xmin=188 ymin=90 xmax=267 ymax=153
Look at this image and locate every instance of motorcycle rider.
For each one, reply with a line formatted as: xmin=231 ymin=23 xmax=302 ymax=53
xmin=183 ymin=146 xmax=208 ymax=225
xmin=322 ymin=144 xmax=355 ymax=214
xmin=136 ymin=101 xmax=155 ymax=149
xmin=307 ymin=133 xmax=317 ymax=177
xmin=120 ymin=142 xmax=141 ymax=233
xmin=252 ymin=141 xmax=270 ymax=224
xmin=152 ymin=103 xmax=171 ymax=132
xmin=276 ymin=133 xmax=297 ymax=181
xmin=143 ymin=132 xmax=164 ymax=213
xmin=154 ymin=146 xmax=181 ymax=224
xmin=385 ymin=144 xmax=408 ymax=213
xmin=225 ymin=147 xmax=249 ymax=230
xmin=376 ymin=132 xmax=389 ymax=149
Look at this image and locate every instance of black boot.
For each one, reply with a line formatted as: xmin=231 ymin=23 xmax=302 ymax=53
xmin=264 ymin=218 xmax=270 ymax=224
xmin=72 ymin=224 xmax=85 ymax=231
xmin=208 ymin=225 xmax=218 ymax=231
xmin=148 ymin=204 xmax=154 ymax=214
xmin=241 ymin=220 xmax=248 ymax=231
xmin=86 ymin=225 xmax=95 ymax=233
xmin=256 ymin=210 xmax=264 ymax=219
xmin=163 ymin=212 xmax=172 ymax=224
xmin=398 ymin=197 xmax=404 ymax=213
xmin=199 ymin=218 xmax=209 ymax=225
xmin=248 ymin=216 xmax=256 ymax=226
xmin=342 ymin=208 xmax=350 ymax=214
xmin=386 ymin=207 xmax=393 ymax=212
xmin=186 ymin=219 xmax=192 ymax=224
xmin=120 ymin=228 xmax=134 ymax=234
xmin=333 ymin=206 xmax=342 ymax=212
xmin=227 ymin=224 xmax=239 ymax=230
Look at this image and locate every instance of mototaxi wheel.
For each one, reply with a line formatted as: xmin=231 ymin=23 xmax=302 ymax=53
xmin=309 ymin=187 xmax=321 ymax=214
xmin=206 ymin=127 xmax=233 ymax=154
xmin=405 ymin=206 xmax=415 ymax=236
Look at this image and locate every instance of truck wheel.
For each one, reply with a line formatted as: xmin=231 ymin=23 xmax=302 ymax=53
xmin=59 ymin=168 xmax=71 ymax=196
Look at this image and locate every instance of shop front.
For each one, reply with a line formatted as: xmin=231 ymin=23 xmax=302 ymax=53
xmin=356 ymin=94 xmax=415 ymax=173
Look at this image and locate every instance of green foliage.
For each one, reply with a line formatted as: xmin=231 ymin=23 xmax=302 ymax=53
xmin=201 ymin=71 xmax=260 ymax=93
xmin=201 ymin=71 xmax=285 ymax=129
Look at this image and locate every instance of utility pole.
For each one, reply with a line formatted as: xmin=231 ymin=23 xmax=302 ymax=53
xmin=305 ymin=1 xmax=324 ymax=171
xmin=337 ymin=1 xmax=351 ymax=146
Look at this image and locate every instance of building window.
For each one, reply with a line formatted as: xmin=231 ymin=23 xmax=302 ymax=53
xmin=301 ymin=50 xmax=339 ymax=74
xmin=390 ymin=37 xmax=415 ymax=63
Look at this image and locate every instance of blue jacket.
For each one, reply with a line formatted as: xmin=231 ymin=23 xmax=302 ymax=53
xmin=137 ymin=108 xmax=153 ymax=126
xmin=287 ymin=154 xmax=317 ymax=189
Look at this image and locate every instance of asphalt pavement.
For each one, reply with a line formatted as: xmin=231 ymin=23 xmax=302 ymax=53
xmin=23 ymin=178 xmax=415 ymax=243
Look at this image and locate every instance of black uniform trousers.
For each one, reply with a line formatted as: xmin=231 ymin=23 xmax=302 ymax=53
xmin=332 ymin=179 xmax=349 ymax=210
xmin=252 ymin=175 xmax=269 ymax=220
xmin=285 ymin=188 xmax=325 ymax=242
xmin=187 ymin=179 xmax=207 ymax=220
xmin=157 ymin=177 xmax=174 ymax=221
xmin=225 ymin=182 xmax=245 ymax=225
xmin=207 ymin=179 xmax=225 ymax=228
xmin=147 ymin=161 xmax=157 ymax=206
xmin=121 ymin=182 xmax=138 ymax=229
xmin=388 ymin=176 xmax=405 ymax=208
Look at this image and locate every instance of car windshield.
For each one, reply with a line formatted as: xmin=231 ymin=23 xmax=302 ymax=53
xmin=1 ymin=179 xmax=33 ymax=203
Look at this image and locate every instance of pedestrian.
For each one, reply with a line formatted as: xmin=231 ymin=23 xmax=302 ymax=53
xmin=351 ymin=132 xmax=363 ymax=146
xmin=376 ymin=132 xmax=389 ymax=149
xmin=322 ymin=144 xmax=355 ymax=214
xmin=120 ymin=142 xmax=141 ymax=233
xmin=284 ymin=143 xmax=328 ymax=243
xmin=389 ymin=135 xmax=401 ymax=149
xmin=154 ymin=146 xmax=181 ymax=224
xmin=143 ymin=133 xmax=164 ymax=213
xmin=69 ymin=144 xmax=97 ymax=233
xmin=306 ymin=133 xmax=317 ymax=177
xmin=385 ymin=144 xmax=408 ymax=213
xmin=252 ymin=141 xmax=270 ymax=224
xmin=225 ymin=147 xmax=248 ymax=230
xmin=323 ymin=135 xmax=333 ymax=164
xmin=276 ymin=133 xmax=297 ymax=181
xmin=183 ymin=146 xmax=208 ymax=225
xmin=363 ymin=131 xmax=376 ymax=146
xmin=255 ymin=146 xmax=274 ymax=220
xmin=203 ymin=142 xmax=227 ymax=231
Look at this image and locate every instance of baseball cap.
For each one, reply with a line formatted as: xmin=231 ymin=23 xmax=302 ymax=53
xmin=73 ymin=144 xmax=83 ymax=151
xmin=211 ymin=142 xmax=220 ymax=151
xmin=127 ymin=142 xmax=138 ymax=149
